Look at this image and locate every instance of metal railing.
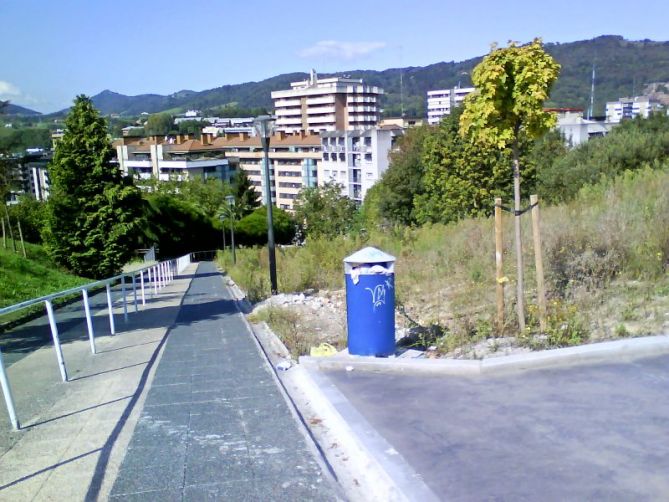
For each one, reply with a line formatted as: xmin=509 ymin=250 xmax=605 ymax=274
xmin=0 ymin=252 xmax=192 ymax=430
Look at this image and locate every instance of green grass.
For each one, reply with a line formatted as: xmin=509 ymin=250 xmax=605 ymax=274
xmin=219 ymin=166 xmax=669 ymax=355
xmin=0 ymin=241 xmax=90 ymax=324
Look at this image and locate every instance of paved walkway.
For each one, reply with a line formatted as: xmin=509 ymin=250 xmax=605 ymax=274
xmin=109 ymin=262 xmax=338 ymax=500
xmin=322 ymin=354 xmax=669 ymax=500
xmin=0 ymin=262 xmax=339 ymax=501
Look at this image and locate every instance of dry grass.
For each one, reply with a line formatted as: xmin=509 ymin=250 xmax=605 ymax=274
xmin=220 ymin=166 xmax=669 ymax=355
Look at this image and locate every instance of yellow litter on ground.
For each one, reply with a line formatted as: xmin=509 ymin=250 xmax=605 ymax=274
xmin=310 ymin=343 xmax=337 ymax=357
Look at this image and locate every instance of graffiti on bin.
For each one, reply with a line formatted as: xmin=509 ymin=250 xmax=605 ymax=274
xmin=366 ymin=284 xmax=387 ymax=310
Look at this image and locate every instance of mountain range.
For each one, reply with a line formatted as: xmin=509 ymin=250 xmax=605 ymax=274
xmin=6 ymin=35 xmax=669 ymax=119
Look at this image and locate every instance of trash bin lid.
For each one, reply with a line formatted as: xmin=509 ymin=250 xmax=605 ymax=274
xmin=344 ymin=246 xmax=396 ymax=265
xmin=344 ymin=247 xmax=395 ymax=275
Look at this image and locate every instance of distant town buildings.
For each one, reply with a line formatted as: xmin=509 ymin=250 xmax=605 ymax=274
xmin=379 ymin=117 xmax=425 ymax=128
xmin=319 ymin=128 xmax=393 ymax=205
xmin=271 ymin=70 xmax=383 ymax=134
xmin=114 ymin=132 xmax=323 ymax=211
xmin=3 ymin=149 xmax=52 ymax=203
xmin=551 ymin=108 xmax=614 ymax=146
xmin=114 ymin=134 xmax=235 ymax=183
xmin=215 ymin=132 xmax=320 ymax=211
xmin=605 ymin=96 xmax=663 ymax=123
xmin=426 ymin=87 xmax=475 ymax=125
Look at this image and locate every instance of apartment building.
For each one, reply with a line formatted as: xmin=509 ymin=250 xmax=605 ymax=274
xmin=271 ymin=70 xmax=383 ymax=134
xmin=318 ymin=128 xmax=393 ymax=205
xmin=426 ymin=87 xmax=475 ymax=125
xmin=114 ymin=133 xmax=235 ymax=183
xmin=1 ymin=149 xmax=52 ymax=203
xmin=552 ymin=108 xmax=614 ymax=146
xmin=215 ymin=132 xmax=320 ymax=211
xmin=605 ymin=96 xmax=663 ymax=123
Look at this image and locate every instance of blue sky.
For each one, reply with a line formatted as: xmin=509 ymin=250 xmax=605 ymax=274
xmin=2 ymin=0 xmax=668 ymax=113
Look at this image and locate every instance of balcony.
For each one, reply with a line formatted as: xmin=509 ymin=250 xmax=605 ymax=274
xmin=306 ymin=96 xmax=336 ymax=106
xmin=275 ymin=108 xmax=303 ymax=117
xmin=274 ymin=98 xmax=302 ymax=107
xmin=346 ymin=96 xmax=377 ymax=105
xmin=124 ymin=159 xmax=153 ymax=168
xmin=276 ymin=116 xmax=303 ymax=125
xmin=347 ymin=105 xmax=377 ymax=113
xmin=308 ymin=114 xmax=336 ymax=124
xmin=307 ymin=105 xmax=336 ymax=115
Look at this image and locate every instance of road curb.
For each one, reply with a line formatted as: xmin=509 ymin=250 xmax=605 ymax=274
xmin=300 ymin=334 xmax=669 ymax=376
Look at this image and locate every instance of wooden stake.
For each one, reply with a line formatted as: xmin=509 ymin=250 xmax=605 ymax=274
xmin=494 ymin=198 xmax=505 ymax=332
xmin=512 ymin=147 xmax=525 ymax=332
xmin=17 ymin=220 xmax=26 ymax=258
xmin=530 ymin=194 xmax=547 ymax=332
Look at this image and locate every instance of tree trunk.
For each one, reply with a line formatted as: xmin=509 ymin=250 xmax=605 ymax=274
xmin=512 ymin=141 xmax=525 ymax=332
xmin=3 ymin=205 xmax=16 ymax=253
xmin=1 ymin=217 xmax=5 ymax=248
xmin=17 ymin=219 xmax=26 ymax=258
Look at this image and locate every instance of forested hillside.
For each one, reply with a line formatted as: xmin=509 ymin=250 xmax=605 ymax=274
xmin=64 ymin=35 xmax=669 ymax=118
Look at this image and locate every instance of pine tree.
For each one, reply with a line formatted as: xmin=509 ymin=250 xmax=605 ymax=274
xmin=232 ymin=169 xmax=260 ymax=216
xmin=43 ymin=95 xmax=146 ymax=278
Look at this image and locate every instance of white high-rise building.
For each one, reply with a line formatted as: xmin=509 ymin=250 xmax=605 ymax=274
xmin=426 ymin=87 xmax=475 ymax=125
xmin=272 ymin=70 xmax=383 ymax=134
xmin=318 ymin=128 xmax=393 ymax=205
xmin=605 ymin=96 xmax=663 ymax=123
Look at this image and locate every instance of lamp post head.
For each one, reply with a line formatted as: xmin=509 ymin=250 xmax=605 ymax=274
xmin=254 ymin=115 xmax=276 ymax=150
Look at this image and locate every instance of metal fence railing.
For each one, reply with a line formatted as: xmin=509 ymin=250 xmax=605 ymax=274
xmin=0 ymin=252 xmax=192 ymax=430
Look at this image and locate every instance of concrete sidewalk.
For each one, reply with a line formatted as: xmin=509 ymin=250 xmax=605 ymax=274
xmin=0 ymin=263 xmax=195 ymax=500
xmin=0 ymin=262 xmax=341 ymax=501
xmin=109 ymin=262 xmax=339 ymax=500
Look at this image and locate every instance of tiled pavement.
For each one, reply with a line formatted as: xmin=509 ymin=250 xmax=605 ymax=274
xmin=110 ymin=262 xmax=339 ymax=501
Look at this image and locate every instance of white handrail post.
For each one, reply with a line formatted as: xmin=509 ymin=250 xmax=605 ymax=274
xmin=170 ymin=260 xmax=174 ymax=281
xmin=0 ymin=349 xmax=19 ymax=430
xmin=82 ymin=288 xmax=96 ymax=354
xmin=121 ymin=275 xmax=128 ymax=323
xmin=131 ymin=273 xmax=138 ymax=313
xmin=106 ymin=283 xmax=116 ymax=335
xmin=44 ymin=300 xmax=68 ymax=382
xmin=152 ymin=266 xmax=158 ymax=295
xmin=140 ymin=269 xmax=146 ymax=305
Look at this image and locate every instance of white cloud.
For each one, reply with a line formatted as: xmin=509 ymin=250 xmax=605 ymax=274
xmin=298 ymin=40 xmax=387 ymax=60
xmin=0 ymin=81 xmax=22 ymax=99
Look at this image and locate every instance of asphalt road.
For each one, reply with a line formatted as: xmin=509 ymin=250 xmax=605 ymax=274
xmin=325 ymin=354 xmax=669 ymax=501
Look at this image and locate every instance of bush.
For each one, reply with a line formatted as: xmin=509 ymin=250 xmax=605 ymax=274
xmin=145 ymin=194 xmax=220 ymax=257
xmin=234 ymin=206 xmax=295 ymax=246
xmin=539 ymin=112 xmax=669 ymax=203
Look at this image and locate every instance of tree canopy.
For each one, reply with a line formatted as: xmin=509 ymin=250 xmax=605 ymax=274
xmin=293 ymin=183 xmax=358 ymax=239
xmin=415 ymin=107 xmax=528 ymax=225
xmin=43 ymin=95 xmax=146 ymax=278
xmin=460 ymin=38 xmax=561 ymax=149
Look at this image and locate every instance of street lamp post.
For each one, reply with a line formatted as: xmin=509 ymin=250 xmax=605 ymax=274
xmin=253 ymin=115 xmax=278 ymax=295
xmin=219 ymin=214 xmax=226 ymax=252
xmin=226 ymin=195 xmax=236 ymax=265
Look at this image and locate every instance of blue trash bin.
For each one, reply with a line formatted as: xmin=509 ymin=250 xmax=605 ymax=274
xmin=344 ymin=247 xmax=396 ymax=356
